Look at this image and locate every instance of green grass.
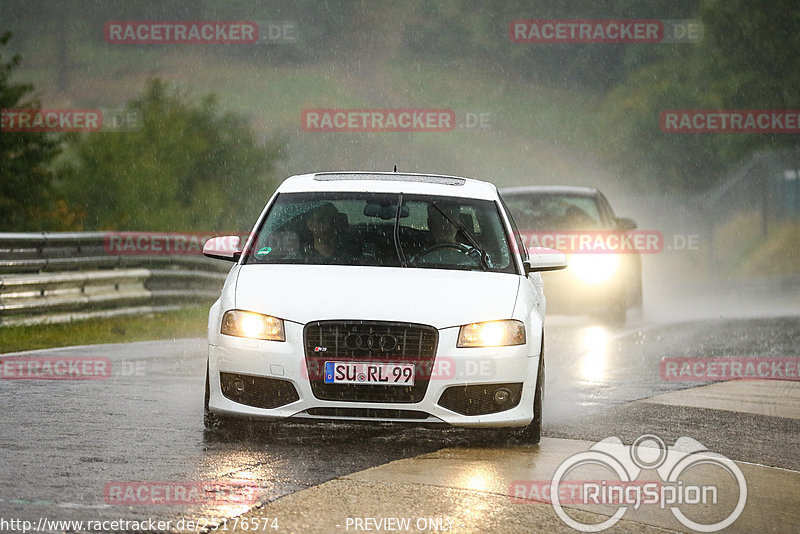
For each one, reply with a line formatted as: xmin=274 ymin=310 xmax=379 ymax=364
xmin=10 ymin=37 xmax=604 ymax=186
xmin=0 ymin=306 xmax=209 ymax=354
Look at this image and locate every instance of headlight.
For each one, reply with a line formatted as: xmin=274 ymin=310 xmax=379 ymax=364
xmin=221 ymin=310 xmax=285 ymax=341
xmin=569 ymin=254 xmax=619 ymax=285
xmin=457 ymin=320 xmax=525 ymax=348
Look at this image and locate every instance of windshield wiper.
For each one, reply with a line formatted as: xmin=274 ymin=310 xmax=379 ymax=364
xmin=430 ymin=202 xmax=490 ymax=271
xmin=393 ymin=194 xmax=408 ymax=267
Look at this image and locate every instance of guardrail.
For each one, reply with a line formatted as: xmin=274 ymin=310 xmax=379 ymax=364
xmin=0 ymin=232 xmax=230 ymax=326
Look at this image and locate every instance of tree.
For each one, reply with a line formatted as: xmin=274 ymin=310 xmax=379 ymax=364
xmin=57 ymin=78 xmax=283 ymax=231
xmin=0 ymin=31 xmax=63 ymax=230
xmin=599 ymin=0 xmax=800 ymax=192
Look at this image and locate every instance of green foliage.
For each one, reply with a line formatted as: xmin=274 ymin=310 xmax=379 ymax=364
xmin=599 ymin=0 xmax=800 ymax=192
xmin=0 ymin=31 xmax=63 ymax=231
xmin=402 ymin=0 xmax=701 ymax=91
xmin=3 ymin=0 xmax=798 ymax=200
xmin=57 ymin=78 xmax=283 ymax=231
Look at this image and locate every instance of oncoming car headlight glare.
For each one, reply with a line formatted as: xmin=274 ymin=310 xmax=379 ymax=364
xmin=221 ymin=310 xmax=285 ymax=341
xmin=569 ymin=253 xmax=619 ymax=285
xmin=457 ymin=320 xmax=525 ymax=348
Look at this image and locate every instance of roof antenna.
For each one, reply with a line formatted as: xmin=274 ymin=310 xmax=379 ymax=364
xmin=393 ymin=165 xmax=397 ymax=173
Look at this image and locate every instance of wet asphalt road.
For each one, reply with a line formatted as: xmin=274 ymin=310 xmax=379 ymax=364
xmin=1 ymin=284 xmax=799 ymax=533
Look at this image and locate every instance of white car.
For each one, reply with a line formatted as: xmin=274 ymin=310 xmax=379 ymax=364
xmin=202 ymin=171 xmax=566 ymax=443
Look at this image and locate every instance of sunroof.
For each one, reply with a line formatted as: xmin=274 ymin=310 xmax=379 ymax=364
xmin=313 ymin=173 xmax=466 ymax=186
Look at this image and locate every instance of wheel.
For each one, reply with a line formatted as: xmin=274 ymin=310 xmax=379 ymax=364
xmin=517 ymin=337 xmax=544 ymax=444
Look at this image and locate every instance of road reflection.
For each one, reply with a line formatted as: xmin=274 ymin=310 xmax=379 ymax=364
xmin=580 ymin=326 xmax=609 ymax=385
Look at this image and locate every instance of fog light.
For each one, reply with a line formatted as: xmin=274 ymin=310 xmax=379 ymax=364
xmin=494 ymin=388 xmax=511 ymax=404
xmin=233 ymin=378 xmax=245 ymax=394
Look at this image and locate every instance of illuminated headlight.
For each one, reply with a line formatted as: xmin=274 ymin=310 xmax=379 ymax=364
xmin=457 ymin=320 xmax=525 ymax=348
xmin=221 ymin=310 xmax=285 ymax=341
xmin=569 ymin=254 xmax=619 ymax=285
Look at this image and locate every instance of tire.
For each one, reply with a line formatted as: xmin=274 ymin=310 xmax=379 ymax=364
xmin=518 ymin=337 xmax=544 ymax=444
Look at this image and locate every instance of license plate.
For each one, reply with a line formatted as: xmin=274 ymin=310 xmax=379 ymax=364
xmin=323 ymin=362 xmax=415 ymax=386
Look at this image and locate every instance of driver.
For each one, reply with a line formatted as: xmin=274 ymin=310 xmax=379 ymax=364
xmin=410 ymin=202 xmax=482 ymax=263
xmin=426 ymin=202 xmax=462 ymax=244
xmin=305 ymin=202 xmax=340 ymax=258
xmin=299 ymin=203 xmax=359 ymax=263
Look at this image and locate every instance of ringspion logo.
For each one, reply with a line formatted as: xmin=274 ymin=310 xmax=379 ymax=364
xmin=550 ymin=435 xmax=746 ymax=532
xmin=510 ymin=480 xmax=662 ymax=505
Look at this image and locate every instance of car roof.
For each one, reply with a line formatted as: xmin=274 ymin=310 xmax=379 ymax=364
xmin=276 ymin=171 xmax=500 ymax=201
xmin=499 ymin=185 xmax=601 ymax=197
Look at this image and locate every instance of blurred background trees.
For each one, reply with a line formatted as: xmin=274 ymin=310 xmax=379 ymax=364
xmin=1 ymin=0 xmax=798 ymax=229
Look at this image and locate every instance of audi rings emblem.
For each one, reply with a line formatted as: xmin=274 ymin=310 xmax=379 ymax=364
xmin=344 ymin=333 xmax=398 ymax=351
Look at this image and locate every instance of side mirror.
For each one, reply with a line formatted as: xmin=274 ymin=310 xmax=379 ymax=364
xmin=203 ymin=235 xmax=242 ymax=262
xmin=524 ymin=247 xmax=567 ymax=274
xmin=615 ymin=217 xmax=637 ymax=231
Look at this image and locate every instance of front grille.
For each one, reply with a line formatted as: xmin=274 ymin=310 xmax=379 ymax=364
xmin=438 ymin=383 xmax=523 ymax=415
xmin=304 ymin=320 xmax=438 ymax=403
xmin=305 ymin=407 xmax=430 ymax=419
xmin=220 ymin=372 xmax=299 ymax=409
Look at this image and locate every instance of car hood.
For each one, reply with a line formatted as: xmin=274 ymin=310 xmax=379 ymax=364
xmin=234 ymin=265 xmax=520 ymax=329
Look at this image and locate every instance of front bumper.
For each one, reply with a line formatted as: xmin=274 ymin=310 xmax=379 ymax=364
xmin=207 ymin=321 xmax=540 ymax=428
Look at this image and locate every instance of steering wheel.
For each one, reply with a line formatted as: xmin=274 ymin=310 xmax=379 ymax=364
xmin=418 ymin=242 xmax=473 ymax=257
xmin=413 ymin=243 xmax=487 ymax=267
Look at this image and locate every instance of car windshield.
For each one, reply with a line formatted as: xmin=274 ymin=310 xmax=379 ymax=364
xmin=243 ymin=191 xmax=516 ymax=273
xmin=503 ymin=194 xmax=606 ymax=231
